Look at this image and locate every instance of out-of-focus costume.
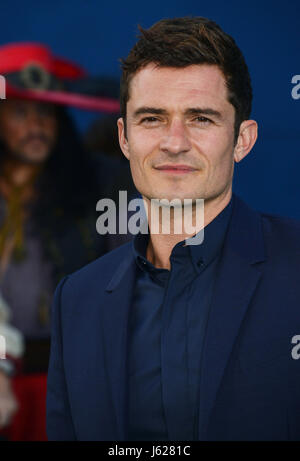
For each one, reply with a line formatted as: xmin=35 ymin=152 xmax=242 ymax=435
xmin=0 ymin=42 xmax=122 ymax=439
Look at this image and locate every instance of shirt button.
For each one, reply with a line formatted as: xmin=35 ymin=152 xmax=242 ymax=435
xmin=197 ymin=259 xmax=205 ymax=267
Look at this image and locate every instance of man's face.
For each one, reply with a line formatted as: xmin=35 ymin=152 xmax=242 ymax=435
xmin=118 ymin=64 xmax=249 ymax=204
xmin=0 ymin=99 xmax=58 ymax=164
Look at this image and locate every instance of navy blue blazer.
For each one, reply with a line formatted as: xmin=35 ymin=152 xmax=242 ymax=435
xmin=46 ymin=195 xmax=300 ymax=441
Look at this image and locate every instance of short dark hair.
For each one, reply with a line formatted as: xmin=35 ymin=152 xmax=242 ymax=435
xmin=120 ymin=16 xmax=252 ymax=142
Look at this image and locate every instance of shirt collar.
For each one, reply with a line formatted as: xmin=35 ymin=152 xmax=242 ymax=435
xmin=132 ymin=195 xmax=234 ymax=274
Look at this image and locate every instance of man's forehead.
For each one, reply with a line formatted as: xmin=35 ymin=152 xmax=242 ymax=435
xmin=128 ymin=63 xmax=230 ymax=110
xmin=2 ymin=98 xmax=57 ymax=113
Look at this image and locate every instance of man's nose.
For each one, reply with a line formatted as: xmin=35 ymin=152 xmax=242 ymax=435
xmin=26 ymin=109 xmax=44 ymax=130
xmin=159 ymin=118 xmax=192 ymax=154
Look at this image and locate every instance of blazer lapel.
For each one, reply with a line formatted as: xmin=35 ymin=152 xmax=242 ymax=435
xmin=198 ymin=195 xmax=266 ymax=440
xmin=101 ymin=251 xmax=137 ymax=440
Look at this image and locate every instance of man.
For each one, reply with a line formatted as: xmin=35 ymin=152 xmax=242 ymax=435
xmin=0 ymin=292 xmax=23 ymax=431
xmin=0 ymin=43 xmax=122 ymax=439
xmin=46 ymin=17 xmax=300 ymax=441
xmin=0 ymin=42 xmax=121 ymax=355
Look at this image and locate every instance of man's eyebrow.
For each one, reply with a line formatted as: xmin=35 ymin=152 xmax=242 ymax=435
xmin=185 ymin=108 xmax=223 ymax=119
xmin=132 ymin=107 xmax=168 ymax=118
xmin=132 ymin=107 xmax=223 ymax=119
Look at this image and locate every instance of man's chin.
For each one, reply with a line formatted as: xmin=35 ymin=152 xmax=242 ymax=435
xmin=12 ymin=149 xmax=51 ymax=165
xmin=147 ymin=193 xmax=206 ymax=204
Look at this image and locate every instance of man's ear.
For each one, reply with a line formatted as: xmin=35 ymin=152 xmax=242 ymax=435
xmin=117 ymin=117 xmax=130 ymax=160
xmin=234 ymin=120 xmax=258 ymax=163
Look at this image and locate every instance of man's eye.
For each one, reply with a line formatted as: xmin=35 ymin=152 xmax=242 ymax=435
xmin=141 ymin=117 xmax=159 ymax=123
xmin=194 ymin=116 xmax=212 ymax=124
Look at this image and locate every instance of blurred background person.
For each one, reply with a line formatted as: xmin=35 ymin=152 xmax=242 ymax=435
xmin=0 ymin=42 xmax=123 ymax=439
xmin=0 ymin=292 xmax=24 ymax=435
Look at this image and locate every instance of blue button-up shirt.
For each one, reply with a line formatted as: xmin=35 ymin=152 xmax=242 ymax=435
xmin=127 ymin=197 xmax=233 ymax=440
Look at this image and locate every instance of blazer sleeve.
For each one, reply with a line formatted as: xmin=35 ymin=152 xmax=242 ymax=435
xmin=46 ymin=276 xmax=76 ymax=441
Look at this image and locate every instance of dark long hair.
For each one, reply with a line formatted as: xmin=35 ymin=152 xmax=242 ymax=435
xmin=33 ymin=106 xmax=100 ymax=225
xmin=0 ymin=105 xmax=105 ymax=281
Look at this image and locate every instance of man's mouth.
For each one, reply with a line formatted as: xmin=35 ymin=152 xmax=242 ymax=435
xmin=154 ymin=164 xmax=197 ymax=174
xmin=24 ymin=137 xmax=49 ymax=146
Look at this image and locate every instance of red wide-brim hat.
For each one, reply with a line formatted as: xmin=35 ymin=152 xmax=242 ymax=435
xmin=0 ymin=42 xmax=120 ymax=113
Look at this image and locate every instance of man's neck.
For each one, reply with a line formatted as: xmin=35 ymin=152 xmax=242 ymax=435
xmin=145 ymin=189 xmax=232 ymax=270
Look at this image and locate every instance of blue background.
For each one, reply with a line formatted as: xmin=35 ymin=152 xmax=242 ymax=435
xmin=1 ymin=0 xmax=299 ymax=218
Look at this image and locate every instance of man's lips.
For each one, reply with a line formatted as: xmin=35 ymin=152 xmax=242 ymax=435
xmin=23 ymin=136 xmax=49 ymax=146
xmin=154 ymin=164 xmax=197 ymax=174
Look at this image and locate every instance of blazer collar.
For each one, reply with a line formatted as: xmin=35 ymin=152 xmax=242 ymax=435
xmin=105 ymin=193 xmax=265 ymax=293
xmin=198 ymin=193 xmax=266 ymax=439
xmin=103 ymin=193 xmax=266 ymax=440
xmin=105 ymin=252 xmax=136 ymax=292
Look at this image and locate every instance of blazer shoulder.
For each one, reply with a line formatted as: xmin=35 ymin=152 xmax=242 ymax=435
xmin=260 ymin=212 xmax=300 ymax=236
xmin=260 ymin=212 xmax=300 ymax=254
xmin=60 ymin=241 xmax=134 ymax=297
